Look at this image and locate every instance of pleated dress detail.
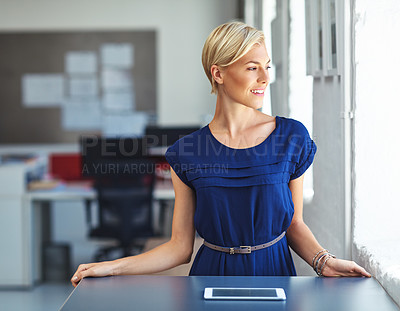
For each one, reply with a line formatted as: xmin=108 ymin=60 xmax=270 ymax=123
xmin=165 ymin=116 xmax=317 ymax=276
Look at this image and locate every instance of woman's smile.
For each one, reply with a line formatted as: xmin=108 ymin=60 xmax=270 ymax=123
xmin=250 ymin=88 xmax=265 ymax=96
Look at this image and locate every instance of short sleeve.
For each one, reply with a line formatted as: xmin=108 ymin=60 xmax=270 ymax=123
xmin=290 ymin=130 xmax=317 ymax=180
xmin=165 ymin=145 xmax=194 ymax=189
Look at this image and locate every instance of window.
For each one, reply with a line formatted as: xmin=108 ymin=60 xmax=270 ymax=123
xmin=305 ymin=0 xmax=339 ymax=76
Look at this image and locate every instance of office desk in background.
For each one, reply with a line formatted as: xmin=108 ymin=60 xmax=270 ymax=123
xmin=0 ymin=139 xmax=185 ymax=288
xmin=26 ymin=179 xmax=174 ymax=201
xmin=24 ymin=180 xmax=175 ymax=286
xmin=60 ymin=275 xmax=399 ymax=311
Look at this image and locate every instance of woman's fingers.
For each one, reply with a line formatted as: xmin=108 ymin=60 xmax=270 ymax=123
xmin=322 ymin=258 xmax=371 ymax=278
xmin=346 ymin=261 xmax=371 ymax=277
xmin=71 ymin=263 xmax=94 ymax=287
xmin=70 ymin=261 xmax=116 ymax=287
xmin=71 ymin=277 xmax=78 ymax=287
xmin=352 ymin=262 xmax=371 ymax=277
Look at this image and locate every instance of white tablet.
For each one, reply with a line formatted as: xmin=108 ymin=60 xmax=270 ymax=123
xmin=204 ymin=287 xmax=286 ymax=300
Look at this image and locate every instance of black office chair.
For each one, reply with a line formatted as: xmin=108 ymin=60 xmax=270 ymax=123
xmin=88 ymin=160 xmax=156 ymax=261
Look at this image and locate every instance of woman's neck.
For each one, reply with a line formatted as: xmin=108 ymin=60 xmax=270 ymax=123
xmin=210 ymin=95 xmax=260 ymax=138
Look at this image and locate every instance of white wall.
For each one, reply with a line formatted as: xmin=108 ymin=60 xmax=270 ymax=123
xmin=309 ymin=76 xmax=347 ymax=254
xmin=291 ymin=74 xmax=347 ymax=276
xmin=0 ymin=0 xmax=237 ymax=126
xmin=352 ymin=0 xmax=400 ymax=306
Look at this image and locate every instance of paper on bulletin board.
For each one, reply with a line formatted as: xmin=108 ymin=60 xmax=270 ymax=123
xmin=62 ymin=98 xmax=102 ymax=130
xmin=102 ymin=91 xmax=135 ymax=111
xmin=101 ymin=43 xmax=134 ymax=68
xmin=101 ymin=69 xmax=133 ymax=91
xmin=69 ymin=76 xmax=99 ymax=97
xmin=65 ymin=51 xmax=97 ymax=74
xmin=102 ymin=112 xmax=148 ymax=137
xmin=22 ymin=74 xmax=64 ymax=107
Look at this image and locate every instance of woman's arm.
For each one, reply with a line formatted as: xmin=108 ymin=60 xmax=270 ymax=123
xmin=71 ymin=168 xmax=196 ymax=287
xmin=286 ymin=174 xmax=370 ymax=277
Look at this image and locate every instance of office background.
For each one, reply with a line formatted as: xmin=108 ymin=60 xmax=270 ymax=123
xmin=0 ymin=31 xmax=156 ymax=143
xmin=0 ymin=0 xmax=239 ymax=287
xmin=0 ymin=0 xmax=238 ymax=282
xmin=0 ymin=0 xmax=237 ymax=132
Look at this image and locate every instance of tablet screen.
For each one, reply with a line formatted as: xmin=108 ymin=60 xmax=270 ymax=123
xmin=212 ymin=288 xmax=277 ymax=298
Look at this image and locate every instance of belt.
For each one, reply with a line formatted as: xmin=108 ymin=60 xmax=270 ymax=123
xmin=203 ymin=231 xmax=286 ymax=255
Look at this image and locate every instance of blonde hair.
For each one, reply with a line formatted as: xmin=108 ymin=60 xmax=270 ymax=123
xmin=202 ymin=21 xmax=265 ymax=94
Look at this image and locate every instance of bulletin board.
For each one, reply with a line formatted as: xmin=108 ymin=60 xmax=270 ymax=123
xmin=0 ymin=30 xmax=156 ymax=144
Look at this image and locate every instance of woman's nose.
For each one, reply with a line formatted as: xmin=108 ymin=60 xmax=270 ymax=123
xmin=257 ymin=69 xmax=269 ymax=84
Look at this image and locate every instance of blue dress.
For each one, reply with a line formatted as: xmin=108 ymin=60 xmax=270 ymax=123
xmin=165 ymin=116 xmax=317 ymax=276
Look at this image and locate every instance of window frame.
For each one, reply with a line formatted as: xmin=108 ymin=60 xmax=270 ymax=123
xmin=305 ymin=0 xmax=340 ymax=77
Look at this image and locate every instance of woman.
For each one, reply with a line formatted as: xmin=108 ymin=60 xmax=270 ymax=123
xmin=71 ymin=21 xmax=370 ymax=287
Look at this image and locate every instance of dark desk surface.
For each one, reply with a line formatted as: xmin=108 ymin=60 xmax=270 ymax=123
xmin=60 ymin=275 xmax=399 ymax=311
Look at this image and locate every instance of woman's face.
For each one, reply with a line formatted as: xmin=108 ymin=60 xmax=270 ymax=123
xmin=218 ymin=44 xmax=271 ymax=109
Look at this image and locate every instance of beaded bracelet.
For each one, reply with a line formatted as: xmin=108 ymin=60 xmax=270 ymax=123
xmin=318 ymin=254 xmax=332 ymax=276
xmin=316 ymin=253 xmax=336 ymax=276
xmin=311 ymin=249 xmax=328 ymax=269
xmin=314 ymin=252 xmax=329 ymax=274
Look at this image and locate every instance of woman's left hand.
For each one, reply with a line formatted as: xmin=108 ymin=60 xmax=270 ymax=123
xmin=321 ymin=257 xmax=371 ymax=277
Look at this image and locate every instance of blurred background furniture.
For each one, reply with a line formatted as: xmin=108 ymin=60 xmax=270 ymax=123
xmin=89 ymin=160 xmax=156 ymax=261
xmin=1 ymin=127 xmax=201 ymax=287
xmin=81 ymin=136 xmax=157 ymax=261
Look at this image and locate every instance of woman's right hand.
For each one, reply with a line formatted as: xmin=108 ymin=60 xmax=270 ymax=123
xmin=71 ymin=261 xmax=117 ymax=287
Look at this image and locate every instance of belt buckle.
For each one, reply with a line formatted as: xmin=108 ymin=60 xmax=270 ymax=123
xmin=240 ymin=246 xmax=251 ymax=254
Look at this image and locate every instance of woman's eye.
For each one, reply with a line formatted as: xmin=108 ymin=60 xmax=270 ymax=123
xmin=266 ymin=66 xmax=271 ymax=70
xmin=248 ymin=67 xmax=257 ymax=71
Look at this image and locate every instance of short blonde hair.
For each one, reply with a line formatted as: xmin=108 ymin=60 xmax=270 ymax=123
xmin=202 ymin=21 xmax=265 ymax=94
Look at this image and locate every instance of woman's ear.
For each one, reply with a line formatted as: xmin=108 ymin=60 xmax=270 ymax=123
xmin=211 ymin=65 xmax=224 ymax=85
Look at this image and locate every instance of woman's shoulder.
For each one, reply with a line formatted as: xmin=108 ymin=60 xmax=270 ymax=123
xmin=256 ymin=112 xmax=309 ymax=136
xmin=278 ymin=116 xmax=311 ymax=137
xmin=165 ymin=125 xmax=207 ymax=159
